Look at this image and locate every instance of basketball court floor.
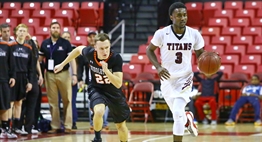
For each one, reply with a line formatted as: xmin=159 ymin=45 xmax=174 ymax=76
xmin=1 ymin=122 xmax=262 ymax=142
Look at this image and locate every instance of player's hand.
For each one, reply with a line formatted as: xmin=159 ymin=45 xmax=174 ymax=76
xmin=100 ymin=61 xmax=108 ymax=72
xmin=204 ymin=74 xmax=212 ymax=78
xmin=38 ymin=75 xmax=43 ymax=86
xmin=79 ymin=81 xmax=84 ymax=88
xmin=54 ymin=64 xmax=64 ymax=73
xmin=157 ymin=67 xmax=170 ymax=81
xmin=72 ymin=75 xmax=78 ymax=85
xmin=26 ymin=83 xmax=32 ymax=93
xmin=9 ymin=78 xmax=15 ymax=87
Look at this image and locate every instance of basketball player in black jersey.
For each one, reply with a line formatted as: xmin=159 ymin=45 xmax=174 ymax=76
xmin=0 ymin=41 xmax=17 ymax=139
xmin=54 ymin=33 xmax=130 ymax=142
xmin=9 ymin=24 xmax=33 ymax=135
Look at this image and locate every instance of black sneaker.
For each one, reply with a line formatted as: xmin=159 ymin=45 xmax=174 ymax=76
xmin=72 ymin=123 xmax=77 ymax=129
xmin=91 ymin=138 xmax=102 ymax=142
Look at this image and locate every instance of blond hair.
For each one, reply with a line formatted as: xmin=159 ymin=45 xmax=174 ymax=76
xmin=14 ymin=23 xmax=28 ymax=33
xmin=95 ymin=33 xmax=110 ymax=43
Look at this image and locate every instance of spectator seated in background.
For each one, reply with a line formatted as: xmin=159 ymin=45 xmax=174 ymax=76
xmin=194 ymin=71 xmax=223 ymax=125
xmin=188 ymin=86 xmax=199 ymax=124
xmin=225 ymin=74 xmax=262 ymax=126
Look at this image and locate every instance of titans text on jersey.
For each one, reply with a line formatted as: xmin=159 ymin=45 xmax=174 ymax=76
xmin=167 ymin=43 xmax=192 ymax=50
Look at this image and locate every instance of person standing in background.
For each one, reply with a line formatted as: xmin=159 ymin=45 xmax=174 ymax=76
xmin=18 ymin=33 xmax=43 ymax=134
xmin=0 ymin=40 xmax=17 ymax=139
xmin=39 ymin=22 xmax=77 ymax=134
xmin=0 ymin=23 xmax=14 ymax=135
xmin=9 ymin=24 xmax=33 ymax=135
xmin=31 ymin=39 xmax=45 ymax=131
xmin=61 ymin=31 xmax=78 ymax=129
xmin=0 ymin=23 xmax=14 ymax=42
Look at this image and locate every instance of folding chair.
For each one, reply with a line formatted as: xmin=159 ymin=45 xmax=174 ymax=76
xmin=128 ymin=82 xmax=154 ymax=123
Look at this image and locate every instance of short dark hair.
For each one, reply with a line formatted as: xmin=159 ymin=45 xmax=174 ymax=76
xmin=95 ymin=33 xmax=110 ymax=42
xmin=253 ymin=74 xmax=260 ymax=80
xmin=50 ymin=21 xmax=61 ymax=28
xmin=168 ymin=2 xmax=187 ymax=16
xmin=0 ymin=23 xmax=10 ymax=31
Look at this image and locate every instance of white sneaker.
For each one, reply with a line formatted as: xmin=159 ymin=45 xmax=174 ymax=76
xmin=185 ymin=111 xmax=198 ymax=137
xmin=0 ymin=132 xmax=5 ymax=139
xmin=193 ymin=120 xmax=198 ymax=125
xmin=202 ymin=118 xmax=208 ymax=125
xmin=20 ymin=130 xmax=28 ymax=135
xmin=14 ymin=129 xmax=22 ymax=134
xmin=31 ymin=129 xmax=39 ymax=134
xmin=14 ymin=128 xmax=28 ymax=135
xmin=211 ymin=120 xmax=217 ymax=125
xmin=0 ymin=130 xmax=17 ymax=139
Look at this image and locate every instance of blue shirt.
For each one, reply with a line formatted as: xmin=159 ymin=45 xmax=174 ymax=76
xmin=242 ymin=85 xmax=262 ymax=96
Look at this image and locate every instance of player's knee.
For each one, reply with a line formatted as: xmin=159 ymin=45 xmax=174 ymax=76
xmin=93 ymin=105 xmax=105 ymax=117
xmin=173 ymin=110 xmax=184 ymax=122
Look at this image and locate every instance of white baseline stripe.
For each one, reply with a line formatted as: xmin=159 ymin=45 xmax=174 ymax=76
xmin=128 ymin=135 xmax=161 ymax=141
xmin=142 ymin=136 xmax=172 ymax=142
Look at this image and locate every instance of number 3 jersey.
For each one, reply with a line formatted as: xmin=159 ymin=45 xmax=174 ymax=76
xmin=151 ymin=25 xmax=204 ymax=78
xmin=82 ymin=47 xmax=123 ymax=95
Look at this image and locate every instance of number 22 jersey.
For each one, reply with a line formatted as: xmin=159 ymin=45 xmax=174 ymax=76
xmin=151 ymin=25 xmax=204 ymax=78
xmin=82 ymin=47 xmax=123 ymax=95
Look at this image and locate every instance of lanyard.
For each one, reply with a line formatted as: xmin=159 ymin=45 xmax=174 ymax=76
xmin=49 ymin=43 xmax=58 ymax=59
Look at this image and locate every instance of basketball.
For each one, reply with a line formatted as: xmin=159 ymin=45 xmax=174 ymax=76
xmin=198 ymin=51 xmax=221 ymax=75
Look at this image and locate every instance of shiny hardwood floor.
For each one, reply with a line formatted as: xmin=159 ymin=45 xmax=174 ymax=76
xmin=1 ymin=122 xmax=262 ymax=142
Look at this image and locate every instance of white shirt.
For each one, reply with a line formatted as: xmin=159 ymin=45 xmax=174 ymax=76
xmin=151 ymin=25 xmax=204 ymax=78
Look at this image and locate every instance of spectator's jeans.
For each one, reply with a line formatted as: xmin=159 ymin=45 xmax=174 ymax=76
xmin=229 ymin=96 xmax=261 ymax=121
xmin=72 ymin=84 xmax=78 ymax=124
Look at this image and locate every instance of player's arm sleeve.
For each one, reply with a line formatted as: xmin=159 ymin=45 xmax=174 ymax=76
xmin=66 ymin=40 xmax=73 ymax=54
xmin=151 ymin=29 xmax=163 ymax=47
xmin=39 ymin=42 xmax=45 ymax=56
xmin=81 ymin=47 xmax=92 ymax=60
xmin=194 ymin=31 xmax=205 ymax=51
xmin=77 ymin=55 xmax=85 ymax=81
xmin=27 ymin=49 xmax=34 ymax=84
xmin=106 ymin=54 xmax=123 ymax=88
xmin=8 ymin=45 xmax=16 ymax=79
xmin=112 ymin=54 xmax=123 ymax=72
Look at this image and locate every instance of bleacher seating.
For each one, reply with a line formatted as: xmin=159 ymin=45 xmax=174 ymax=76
xmin=3 ymin=2 xmax=22 ymax=11
xmin=22 ymin=2 xmax=41 ymax=16
xmin=61 ymin=2 xmax=80 ymax=20
xmin=0 ymin=10 xmax=9 ymax=18
xmin=0 ymin=1 xmax=262 ymax=116
xmin=53 ymin=9 xmax=74 ymax=26
xmin=202 ymin=1 xmax=222 ymax=26
xmin=185 ymin=2 xmax=203 ymax=27
xmin=214 ymin=10 xmax=234 ymax=22
xmin=225 ymin=45 xmax=246 ymax=56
